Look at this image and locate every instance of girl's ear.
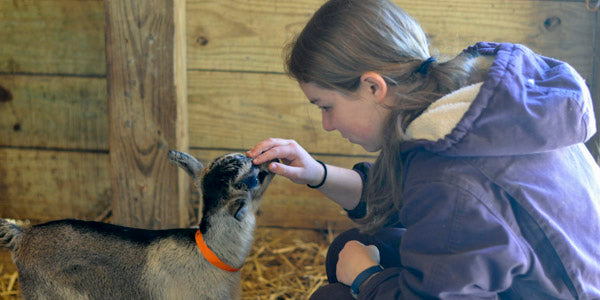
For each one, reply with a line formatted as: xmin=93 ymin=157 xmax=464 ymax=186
xmin=360 ymin=72 xmax=388 ymax=104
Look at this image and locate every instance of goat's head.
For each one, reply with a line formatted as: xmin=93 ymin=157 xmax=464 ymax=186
xmin=167 ymin=150 xmax=275 ymax=232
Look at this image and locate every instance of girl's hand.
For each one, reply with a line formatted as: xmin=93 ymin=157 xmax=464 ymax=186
xmin=336 ymin=240 xmax=380 ymax=286
xmin=246 ymin=138 xmax=324 ymax=186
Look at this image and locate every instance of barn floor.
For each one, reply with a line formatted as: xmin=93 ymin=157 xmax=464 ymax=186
xmin=0 ymin=227 xmax=335 ymax=300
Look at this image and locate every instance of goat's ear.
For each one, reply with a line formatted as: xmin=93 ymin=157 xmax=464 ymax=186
xmin=167 ymin=150 xmax=204 ymax=178
xmin=229 ymin=198 xmax=248 ymax=221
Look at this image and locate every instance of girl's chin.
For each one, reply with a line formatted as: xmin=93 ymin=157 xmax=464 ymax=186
xmin=346 ymin=137 xmax=380 ymax=152
xmin=357 ymin=142 xmax=381 ymax=153
xmin=363 ymin=146 xmax=381 ymax=153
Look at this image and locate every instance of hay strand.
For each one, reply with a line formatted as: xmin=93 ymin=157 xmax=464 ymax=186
xmin=241 ymin=228 xmax=329 ymax=300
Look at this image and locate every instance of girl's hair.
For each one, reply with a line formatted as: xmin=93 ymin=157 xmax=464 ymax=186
xmin=285 ymin=0 xmax=482 ymax=233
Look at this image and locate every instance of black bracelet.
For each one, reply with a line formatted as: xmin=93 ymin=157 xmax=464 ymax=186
xmin=307 ymin=160 xmax=327 ymax=189
xmin=350 ymin=265 xmax=384 ymax=298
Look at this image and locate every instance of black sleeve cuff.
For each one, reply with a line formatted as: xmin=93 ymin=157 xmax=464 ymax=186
xmin=357 ymin=267 xmax=401 ymax=300
xmin=345 ymin=162 xmax=373 ymax=219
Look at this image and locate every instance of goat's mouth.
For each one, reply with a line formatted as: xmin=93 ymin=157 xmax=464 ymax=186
xmin=255 ymin=164 xmax=275 ymax=184
xmin=258 ymin=158 xmax=278 ymax=183
xmin=258 ymin=170 xmax=269 ymax=184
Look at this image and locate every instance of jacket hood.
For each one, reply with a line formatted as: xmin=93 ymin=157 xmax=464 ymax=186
xmin=400 ymin=42 xmax=596 ymax=157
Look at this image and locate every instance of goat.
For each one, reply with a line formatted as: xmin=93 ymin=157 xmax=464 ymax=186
xmin=0 ymin=150 xmax=275 ymax=300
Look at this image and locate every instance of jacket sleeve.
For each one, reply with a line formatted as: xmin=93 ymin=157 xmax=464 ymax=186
xmin=357 ymin=181 xmax=532 ymax=299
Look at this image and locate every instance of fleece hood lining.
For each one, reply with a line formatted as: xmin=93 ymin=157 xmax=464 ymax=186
xmin=404 ymin=82 xmax=484 ymax=141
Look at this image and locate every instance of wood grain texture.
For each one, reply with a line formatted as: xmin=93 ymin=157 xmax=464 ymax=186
xmin=0 ymin=0 xmax=106 ymax=75
xmin=105 ymin=0 xmax=190 ymax=228
xmin=402 ymin=0 xmax=595 ymax=80
xmin=0 ymin=148 xmax=111 ymax=221
xmin=186 ymin=0 xmax=596 ymax=81
xmin=0 ymin=75 xmax=108 ymax=150
xmin=0 ymin=70 xmax=365 ymax=155
xmin=2 ymin=0 xmax=592 ymax=78
xmin=187 ymin=71 xmax=370 ymax=155
xmin=0 ymin=70 xmax=370 ymax=155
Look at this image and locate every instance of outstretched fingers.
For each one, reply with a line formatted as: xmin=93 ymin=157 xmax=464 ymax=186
xmin=247 ymin=138 xmax=319 ymax=184
xmin=267 ymin=161 xmax=306 ymax=183
xmin=247 ymin=138 xmax=300 ymax=165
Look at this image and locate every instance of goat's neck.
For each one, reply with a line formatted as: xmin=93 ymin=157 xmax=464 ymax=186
xmin=201 ymin=214 xmax=256 ymax=268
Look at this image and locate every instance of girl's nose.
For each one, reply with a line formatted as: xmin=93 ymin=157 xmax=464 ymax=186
xmin=321 ymin=113 xmax=335 ymax=132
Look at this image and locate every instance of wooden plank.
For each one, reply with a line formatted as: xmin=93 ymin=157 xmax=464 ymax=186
xmin=188 ymin=71 xmax=371 ymax=155
xmin=0 ymin=0 xmax=105 ymax=75
xmin=0 ymin=70 xmax=362 ymax=155
xmin=0 ymin=75 xmax=108 ymax=150
xmin=186 ymin=0 xmax=595 ymax=81
xmin=0 ymin=0 xmax=593 ymax=79
xmin=587 ymin=11 xmax=600 ymax=163
xmin=259 ymin=174 xmax=356 ymax=230
xmin=0 ymin=148 xmax=111 ymax=222
xmin=105 ymin=0 xmax=189 ymax=229
xmin=405 ymin=0 xmax=595 ymax=80
xmin=0 ymin=71 xmax=367 ymax=156
xmin=185 ymin=0 xmax=318 ymax=73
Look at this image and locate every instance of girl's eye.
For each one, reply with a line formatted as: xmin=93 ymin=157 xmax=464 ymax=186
xmin=320 ymin=106 xmax=331 ymax=112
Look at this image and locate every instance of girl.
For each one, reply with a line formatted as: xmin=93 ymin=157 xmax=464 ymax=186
xmin=247 ymin=0 xmax=600 ymax=298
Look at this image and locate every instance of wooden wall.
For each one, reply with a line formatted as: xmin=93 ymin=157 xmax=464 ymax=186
xmin=1 ymin=1 xmax=599 ymax=234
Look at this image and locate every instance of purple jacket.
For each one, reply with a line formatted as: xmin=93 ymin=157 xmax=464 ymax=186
xmin=350 ymin=42 xmax=600 ymax=299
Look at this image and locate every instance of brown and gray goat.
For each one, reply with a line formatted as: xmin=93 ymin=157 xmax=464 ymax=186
xmin=0 ymin=150 xmax=275 ymax=300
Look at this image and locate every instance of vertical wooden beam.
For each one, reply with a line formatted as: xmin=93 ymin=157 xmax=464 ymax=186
xmin=588 ymin=11 xmax=600 ymax=163
xmin=593 ymin=11 xmax=600 ymax=163
xmin=105 ymin=0 xmax=189 ymax=228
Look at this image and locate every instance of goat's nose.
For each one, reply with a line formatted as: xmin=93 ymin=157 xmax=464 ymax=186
xmin=263 ymin=159 xmax=278 ymax=171
xmin=255 ymin=162 xmax=269 ymax=172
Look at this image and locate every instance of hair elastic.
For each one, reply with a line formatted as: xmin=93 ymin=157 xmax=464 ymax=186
xmin=307 ymin=160 xmax=327 ymax=189
xmin=416 ymin=56 xmax=436 ymax=75
xmin=350 ymin=264 xmax=384 ymax=298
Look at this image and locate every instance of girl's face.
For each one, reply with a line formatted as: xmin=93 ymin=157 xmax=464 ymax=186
xmin=299 ymin=80 xmax=391 ymax=152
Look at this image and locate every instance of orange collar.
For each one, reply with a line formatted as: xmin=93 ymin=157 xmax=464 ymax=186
xmin=195 ymin=229 xmax=241 ymax=272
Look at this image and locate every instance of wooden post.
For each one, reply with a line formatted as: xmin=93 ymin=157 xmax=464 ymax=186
xmin=104 ymin=0 xmax=189 ymax=228
xmin=591 ymin=11 xmax=600 ymax=163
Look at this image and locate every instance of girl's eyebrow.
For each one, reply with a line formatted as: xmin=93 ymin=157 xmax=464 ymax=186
xmin=309 ymin=98 xmax=320 ymax=104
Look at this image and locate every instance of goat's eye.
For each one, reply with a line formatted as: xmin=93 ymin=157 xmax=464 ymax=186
xmin=241 ymin=176 xmax=258 ymax=189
